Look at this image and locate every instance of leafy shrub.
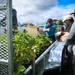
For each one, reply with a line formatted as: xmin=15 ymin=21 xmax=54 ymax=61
xmin=0 ymin=30 xmax=51 ymax=75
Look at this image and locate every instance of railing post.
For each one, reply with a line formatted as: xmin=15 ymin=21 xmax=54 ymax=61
xmin=7 ymin=0 xmax=14 ymax=75
xmin=32 ymin=57 xmax=35 ymax=75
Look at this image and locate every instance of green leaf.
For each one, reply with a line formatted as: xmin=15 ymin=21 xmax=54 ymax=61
xmin=18 ymin=65 xmax=26 ymax=72
xmin=30 ymin=50 xmax=36 ymax=57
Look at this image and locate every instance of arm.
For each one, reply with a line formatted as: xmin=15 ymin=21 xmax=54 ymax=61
xmin=55 ymin=31 xmax=69 ymax=41
xmin=65 ymin=22 xmax=75 ymax=45
xmin=60 ymin=32 xmax=69 ymax=42
xmin=43 ymin=24 xmax=50 ymax=32
xmin=43 ymin=28 xmax=50 ymax=32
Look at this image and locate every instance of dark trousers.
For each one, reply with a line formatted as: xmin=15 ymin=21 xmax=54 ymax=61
xmin=49 ymin=36 xmax=56 ymax=43
xmin=61 ymin=45 xmax=74 ymax=75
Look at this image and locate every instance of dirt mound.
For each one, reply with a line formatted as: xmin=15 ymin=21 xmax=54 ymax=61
xmin=26 ymin=27 xmax=38 ymax=35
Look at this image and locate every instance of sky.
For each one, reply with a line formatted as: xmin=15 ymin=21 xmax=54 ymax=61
xmin=12 ymin=0 xmax=75 ymax=25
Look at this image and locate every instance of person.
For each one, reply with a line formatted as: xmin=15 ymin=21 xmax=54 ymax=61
xmin=60 ymin=15 xmax=74 ymax=75
xmin=60 ymin=15 xmax=74 ymax=40
xmin=2 ymin=8 xmax=18 ymax=33
xmin=43 ymin=18 xmax=58 ymax=43
xmin=55 ymin=15 xmax=74 ymax=41
xmin=70 ymin=9 xmax=75 ymax=20
xmin=12 ymin=8 xmax=18 ymax=31
xmin=70 ymin=9 xmax=75 ymax=67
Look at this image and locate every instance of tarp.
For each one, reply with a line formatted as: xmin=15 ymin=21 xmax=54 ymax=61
xmin=48 ymin=42 xmax=65 ymax=63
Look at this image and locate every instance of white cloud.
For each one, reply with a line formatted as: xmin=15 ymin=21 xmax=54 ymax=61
xmin=12 ymin=0 xmax=75 ymax=24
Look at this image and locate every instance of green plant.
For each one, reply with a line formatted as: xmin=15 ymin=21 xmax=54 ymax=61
xmin=13 ymin=31 xmax=39 ymax=75
xmin=33 ymin=33 xmax=50 ymax=55
xmin=0 ymin=31 xmax=51 ymax=75
xmin=13 ymin=32 xmax=50 ymax=75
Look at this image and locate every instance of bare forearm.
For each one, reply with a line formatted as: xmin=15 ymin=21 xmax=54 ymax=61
xmin=43 ymin=28 xmax=50 ymax=32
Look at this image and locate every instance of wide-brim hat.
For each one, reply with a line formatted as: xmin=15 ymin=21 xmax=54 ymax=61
xmin=70 ymin=9 xmax=75 ymax=14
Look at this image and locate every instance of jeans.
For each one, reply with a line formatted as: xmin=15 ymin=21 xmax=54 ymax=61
xmin=61 ymin=45 xmax=74 ymax=75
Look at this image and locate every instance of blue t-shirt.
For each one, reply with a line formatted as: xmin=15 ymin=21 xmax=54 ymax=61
xmin=44 ymin=23 xmax=58 ymax=37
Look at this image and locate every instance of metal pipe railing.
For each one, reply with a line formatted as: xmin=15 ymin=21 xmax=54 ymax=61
xmin=24 ymin=41 xmax=59 ymax=74
xmin=35 ymin=41 xmax=58 ymax=65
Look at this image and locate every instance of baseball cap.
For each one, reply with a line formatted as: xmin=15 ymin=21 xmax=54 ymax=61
xmin=47 ymin=18 xmax=52 ymax=22
xmin=62 ymin=15 xmax=71 ymax=22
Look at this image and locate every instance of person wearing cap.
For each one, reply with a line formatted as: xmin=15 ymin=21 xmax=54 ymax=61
xmin=43 ymin=18 xmax=58 ymax=43
xmin=60 ymin=15 xmax=74 ymax=75
xmin=60 ymin=15 xmax=74 ymax=41
xmin=55 ymin=15 xmax=74 ymax=41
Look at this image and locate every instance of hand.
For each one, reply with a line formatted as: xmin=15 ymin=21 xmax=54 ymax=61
xmin=60 ymin=32 xmax=69 ymax=42
xmin=47 ymin=28 xmax=50 ymax=32
xmin=60 ymin=33 xmax=69 ymax=42
xmin=55 ymin=32 xmax=61 ymax=36
xmin=63 ymin=32 xmax=69 ymax=37
xmin=60 ymin=35 xmax=67 ymax=42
